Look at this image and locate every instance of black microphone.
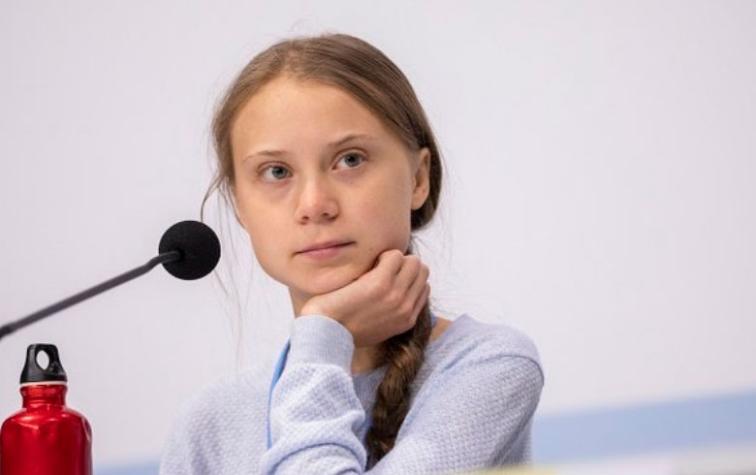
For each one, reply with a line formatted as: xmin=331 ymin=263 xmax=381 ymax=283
xmin=0 ymin=220 xmax=221 ymax=341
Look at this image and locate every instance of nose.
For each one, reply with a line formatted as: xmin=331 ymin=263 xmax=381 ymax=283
xmin=295 ymin=175 xmax=339 ymax=224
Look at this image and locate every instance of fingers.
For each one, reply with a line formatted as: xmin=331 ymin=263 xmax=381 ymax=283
xmin=375 ymin=249 xmax=405 ymax=276
xmin=375 ymin=250 xmax=430 ymax=325
xmin=395 ymin=255 xmax=423 ymax=290
xmin=409 ymin=283 xmax=431 ymax=326
xmin=405 ymin=260 xmax=429 ymax=310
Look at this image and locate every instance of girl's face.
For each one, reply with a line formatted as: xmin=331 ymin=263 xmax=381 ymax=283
xmin=230 ymin=75 xmax=430 ymax=312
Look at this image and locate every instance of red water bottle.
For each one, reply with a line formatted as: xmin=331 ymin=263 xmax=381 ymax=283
xmin=1 ymin=343 xmax=92 ymax=475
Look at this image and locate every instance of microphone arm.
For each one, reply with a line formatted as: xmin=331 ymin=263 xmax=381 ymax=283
xmin=0 ymin=250 xmax=181 ymax=342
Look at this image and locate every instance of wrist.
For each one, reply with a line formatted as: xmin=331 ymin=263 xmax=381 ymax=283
xmin=300 ymin=304 xmax=329 ymax=318
xmin=288 ymin=315 xmax=354 ymax=371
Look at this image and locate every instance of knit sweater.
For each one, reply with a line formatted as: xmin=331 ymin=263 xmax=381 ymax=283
xmin=159 ymin=312 xmax=544 ymax=474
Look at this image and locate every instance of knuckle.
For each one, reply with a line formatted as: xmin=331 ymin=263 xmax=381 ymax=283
xmin=405 ymin=255 xmax=421 ymax=266
xmin=373 ymin=279 xmax=390 ymax=296
xmin=388 ymin=290 xmax=403 ymax=307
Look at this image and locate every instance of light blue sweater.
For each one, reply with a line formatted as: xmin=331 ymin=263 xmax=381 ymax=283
xmin=159 ymin=312 xmax=544 ymax=474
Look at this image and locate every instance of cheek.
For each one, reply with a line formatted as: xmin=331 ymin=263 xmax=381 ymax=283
xmin=247 ymin=231 xmax=291 ymax=284
xmin=246 ymin=214 xmax=286 ymax=259
xmin=356 ymin=195 xmax=412 ymax=253
xmin=235 ymin=186 xmax=282 ymax=238
xmin=234 ymin=200 xmax=288 ymax=274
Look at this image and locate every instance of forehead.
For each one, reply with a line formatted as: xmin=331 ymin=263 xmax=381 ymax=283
xmin=231 ymin=76 xmax=398 ymax=154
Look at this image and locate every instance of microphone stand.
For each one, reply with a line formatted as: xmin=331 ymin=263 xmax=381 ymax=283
xmin=0 ymin=250 xmax=181 ymax=342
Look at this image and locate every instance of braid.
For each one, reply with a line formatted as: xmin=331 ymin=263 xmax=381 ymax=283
xmin=364 ymin=245 xmax=433 ymax=469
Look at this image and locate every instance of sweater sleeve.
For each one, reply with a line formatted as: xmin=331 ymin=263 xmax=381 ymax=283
xmin=159 ymin=392 xmax=212 ymax=475
xmin=259 ymin=314 xmax=544 ymax=474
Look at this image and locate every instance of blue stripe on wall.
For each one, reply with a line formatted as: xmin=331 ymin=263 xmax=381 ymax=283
xmin=532 ymin=389 xmax=756 ymax=464
xmin=97 ymin=389 xmax=756 ymax=473
xmin=98 ymin=461 xmax=158 ymax=475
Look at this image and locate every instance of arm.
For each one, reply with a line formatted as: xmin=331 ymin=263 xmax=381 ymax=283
xmin=369 ymin=351 xmax=543 ymax=472
xmin=260 ymin=314 xmax=367 ymax=474
xmin=259 ymin=314 xmax=544 ymax=474
xmin=159 ymin=398 xmax=209 ymax=475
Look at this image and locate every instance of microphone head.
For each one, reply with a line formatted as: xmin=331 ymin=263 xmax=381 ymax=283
xmin=158 ymin=220 xmax=221 ymax=280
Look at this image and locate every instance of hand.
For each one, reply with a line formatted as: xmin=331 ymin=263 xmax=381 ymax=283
xmin=300 ymin=249 xmax=431 ymax=347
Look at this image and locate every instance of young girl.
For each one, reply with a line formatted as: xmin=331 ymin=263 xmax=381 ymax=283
xmin=160 ymin=33 xmax=544 ymax=474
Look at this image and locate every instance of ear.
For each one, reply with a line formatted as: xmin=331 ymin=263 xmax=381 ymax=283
xmin=411 ymin=147 xmax=431 ymax=211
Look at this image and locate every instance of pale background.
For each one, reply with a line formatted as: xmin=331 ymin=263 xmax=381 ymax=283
xmin=1 ymin=0 xmax=754 ymax=470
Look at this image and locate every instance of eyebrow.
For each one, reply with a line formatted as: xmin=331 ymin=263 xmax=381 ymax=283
xmin=243 ymin=133 xmax=377 ymax=162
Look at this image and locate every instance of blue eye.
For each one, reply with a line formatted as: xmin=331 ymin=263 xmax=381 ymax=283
xmin=337 ymin=152 xmax=366 ymax=169
xmin=260 ymin=165 xmax=290 ymax=182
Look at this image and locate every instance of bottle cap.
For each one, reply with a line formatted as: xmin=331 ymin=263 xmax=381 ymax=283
xmin=20 ymin=344 xmax=68 ymax=384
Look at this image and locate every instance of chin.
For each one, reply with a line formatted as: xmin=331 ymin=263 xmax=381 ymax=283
xmin=294 ymin=263 xmax=362 ymax=295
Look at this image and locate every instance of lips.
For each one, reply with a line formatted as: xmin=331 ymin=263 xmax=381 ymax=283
xmin=298 ymin=240 xmax=353 ymax=254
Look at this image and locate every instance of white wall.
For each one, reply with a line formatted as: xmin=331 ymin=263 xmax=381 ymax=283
xmin=1 ymin=0 xmax=754 ymax=467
